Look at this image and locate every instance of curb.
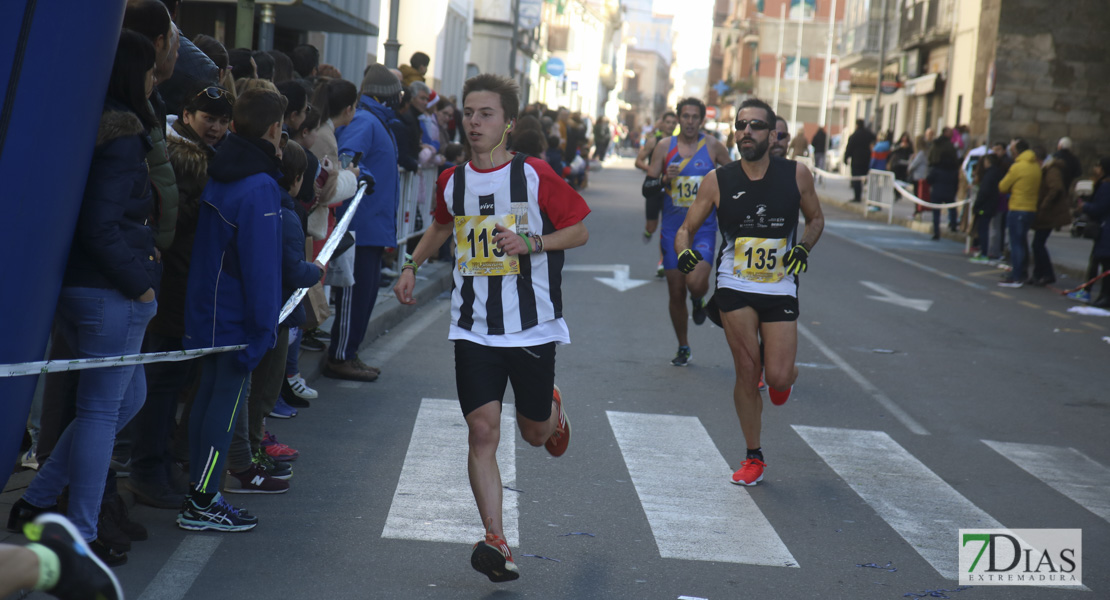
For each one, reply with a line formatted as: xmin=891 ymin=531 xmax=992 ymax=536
xmin=298 ymin=260 xmax=454 ymax=382
xmin=817 ymin=193 xmax=1088 ymax=282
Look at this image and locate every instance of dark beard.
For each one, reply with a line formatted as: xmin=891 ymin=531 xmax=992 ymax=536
xmin=769 ymin=145 xmax=787 ymax=158
xmin=739 ymin=137 xmax=769 ymax=161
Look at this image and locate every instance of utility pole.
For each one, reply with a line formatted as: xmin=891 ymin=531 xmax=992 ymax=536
xmin=819 ymin=0 xmax=837 ymax=131
xmin=772 ymin=3 xmax=786 ymax=113
xmin=383 ymin=0 xmax=401 ymax=69
xmin=257 ymin=4 xmax=274 ymax=51
xmin=872 ymin=0 xmax=889 ymax=132
xmin=789 ymin=2 xmax=804 ymax=131
xmin=235 ymin=0 xmax=254 ymax=49
xmin=509 ymin=0 xmax=520 ymax=78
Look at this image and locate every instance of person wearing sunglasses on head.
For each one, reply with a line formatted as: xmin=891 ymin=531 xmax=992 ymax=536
xmin=674 ymin=97 xmax=825 ymax=487
xmin=646 ymin=98 xmax=732 ymax=367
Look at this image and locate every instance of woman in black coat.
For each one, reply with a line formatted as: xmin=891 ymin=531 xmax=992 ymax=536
xmin=10 ymin=30 xmax=160 ymax=566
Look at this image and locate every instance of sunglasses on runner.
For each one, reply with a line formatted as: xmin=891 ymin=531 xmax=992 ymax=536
xmin=735 ymin=119 xmax=771 ymax=131
xmin=776 ymin=131 xmax=790 ymax=140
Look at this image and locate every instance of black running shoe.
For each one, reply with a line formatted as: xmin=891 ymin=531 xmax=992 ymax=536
xmin=691 ymin=297 xmax=706 ymax=325
xmin=671 ymin=346 xmax=692 ymax=367
xmin=177 ymin=492 xmax=258 ymax=532
xmin=24 ymin=513 xmax=124 ymax=600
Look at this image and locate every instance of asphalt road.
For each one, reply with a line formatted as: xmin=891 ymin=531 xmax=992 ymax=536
xmin=14 ymin=157 xmax=1108 ymax=600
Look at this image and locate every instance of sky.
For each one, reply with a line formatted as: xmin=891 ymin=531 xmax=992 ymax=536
xmin=653 ymin=0 xmax=715 ymax=76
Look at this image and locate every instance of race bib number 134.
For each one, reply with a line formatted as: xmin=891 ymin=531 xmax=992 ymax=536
xmin=455 ymin=214 xmax=520 ymax=276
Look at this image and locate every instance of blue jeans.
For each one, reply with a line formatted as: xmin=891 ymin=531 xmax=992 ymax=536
xmin=1007 ymin=211 xmax=1035 ymax=281
xmin=23 ymin=287 xmax=156 ymax=541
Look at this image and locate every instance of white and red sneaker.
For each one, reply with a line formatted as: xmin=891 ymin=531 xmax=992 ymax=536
xmin=471 ymin=528 xmax=520 ymax=582
xmin=544 ymin=385 xmax=571 ymax=457
xmin=730 ymin=458 xmax=766 ymax=486
xmin=768 ymin=385 xmax=792 ymax=406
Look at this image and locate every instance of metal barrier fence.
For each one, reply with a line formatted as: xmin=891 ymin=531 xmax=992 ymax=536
xmin=866 ymin=170 xmax=897 ymax=224
xmin=396 ymin=166 xmax=439 ymax=249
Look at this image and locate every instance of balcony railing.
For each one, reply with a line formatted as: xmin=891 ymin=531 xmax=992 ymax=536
xmin=900 ymin=0 xmax=954 ymax=50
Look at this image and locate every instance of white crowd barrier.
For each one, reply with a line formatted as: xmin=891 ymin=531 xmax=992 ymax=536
xmin=0 ymin=183 xmax=369 ymax=378
xmin=808 ymin=164 xmax=970 ymax=224
xmin=396 ymin=166 xmax=439 ymax=249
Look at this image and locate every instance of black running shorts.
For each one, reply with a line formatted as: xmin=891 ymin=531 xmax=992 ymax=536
xmin=645 ymin=192 xmax=664 ymax=221
xmin=713 ymin=288 xmax=799 ymax=322
xmin=454 ymin=340 xmax=556 ymax=422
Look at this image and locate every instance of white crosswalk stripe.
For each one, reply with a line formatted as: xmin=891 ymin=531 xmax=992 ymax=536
xmin=983 ymin=440 xmax=1110 ymax=525
xmin=793 ymin=425 xmax=1003 ymax=580
xmin=607 ymin=411 xmax=798 ymax=567
xmin=381 ymin=399 xmax=520 ymax=546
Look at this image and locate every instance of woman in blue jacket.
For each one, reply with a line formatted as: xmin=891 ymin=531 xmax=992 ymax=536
xmin=9 ymin=30 xmax=160 ymax=566
xmin=1081 ymin=157 xmax=1110 ymax=307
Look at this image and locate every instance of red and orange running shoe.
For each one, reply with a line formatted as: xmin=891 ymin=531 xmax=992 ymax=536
xmin=471 ymin=523 xmax=520 ymax=582
xmin=544 ymin=385 xmax=571 ymax=457
xmin=768 ymin=385 xmax=792 ymax=406
xmin=261 ymin=432 xmax=299 ymax=462
xmin=730 ymin=458 xmax=766 ymax=486
xmin=757 ymin=371 xmax=767 ymax=391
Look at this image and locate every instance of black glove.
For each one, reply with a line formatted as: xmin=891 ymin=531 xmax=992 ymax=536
xmin=783 ymin=244 xmax=809 ymax=275
xmin=358 ymin=172 xmax=376 ymax=196
xmin=677 ymin=249 xmax=702 ymax=274
xmin=641 ymin=176 xmax=665 ymax=199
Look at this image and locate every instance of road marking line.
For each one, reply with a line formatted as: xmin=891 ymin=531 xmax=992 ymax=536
xmin=983 ymin=440 xmax=1110 ymax=525
xmin=794 ymin=425 xmax=1000 ymax=579
xmin=607 ymin=411 xmax=798 ymax=567
xmin=1082 ymin=321 xmax=1105 ymax=331
xmin=382 ymin=399 xmax=519 ymax=546
xmin=360 ymin=300 xmax=450 ymax=368
xmin=797 ymin=323 xmax=929 ymax=435
xmin=1018 ymin=301 xmax=1042 ymax=309
xmin=1047 ymin=310 xmax=1071 ymax=320
xmin=823 ymin=229 xmax=986 ymax=290
xmin=991 ymin=291 xmax=1012 ymax=300
xmin=136 ymin=536 xmax=221 ymax=600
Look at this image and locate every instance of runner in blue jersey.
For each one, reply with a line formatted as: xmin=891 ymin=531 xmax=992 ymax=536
xmin=647 ymin=98 xmax=731 ymax=366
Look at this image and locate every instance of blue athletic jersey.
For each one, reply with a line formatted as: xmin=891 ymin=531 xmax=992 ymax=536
xmin=661 ymin=135 xmax=717 ymax=233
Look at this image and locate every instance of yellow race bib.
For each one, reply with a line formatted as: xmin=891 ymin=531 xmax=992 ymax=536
xmin=455 ymin=214 xmax=520 ymax=276
xmin=733 ymin=237 xmax=788 ymax=283
xmin=669 ymin=175 xmax=703 ymax=208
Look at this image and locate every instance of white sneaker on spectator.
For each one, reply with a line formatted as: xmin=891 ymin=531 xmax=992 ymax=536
xmin=286 ymin=374 xmax=318 ymax=400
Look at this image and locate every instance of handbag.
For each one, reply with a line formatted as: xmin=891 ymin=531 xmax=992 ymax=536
xmin=307 ymin=205 xmax=328 ymax=239
xmin=301 ymin=282 xmax=330 ymax=330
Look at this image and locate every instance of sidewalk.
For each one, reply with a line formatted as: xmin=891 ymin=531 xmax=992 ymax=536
xmin=813 ymin=173 xmax=1094 ymax=282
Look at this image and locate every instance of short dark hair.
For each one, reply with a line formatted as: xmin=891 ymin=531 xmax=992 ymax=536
xmin=313 ymin=77 xmax=358 ymax=120
xmin=279 ymin=140 xmax=307 ymax=190
xmin=192 ymin=34 xmax=228 ymax=70
xmin=511 ymin=129 xmax=547 ymax=158
xmin=157 ymin=0 xmax=181 ymax=18
xmin=675 ymin=97 xmax=706 ymax=120
xmin=462 ymin=73 xmax=520 ymax=123
xmin=109 ymin=30 xmax=159 ymax=131
xmin=123 ymin=0 xmax=171 ymax=46
xmin=229 ymin=48 xmax=255 ymax=78
xmin=183 ymin=84 xmax=233 ymax=118
xmin=547 ymin=134 xmax=561 ymax=149
xmin=444 ymin=143 xmax=465 ymax=163
xmin=856 ymin=119 xmax=866 ymax=129
xmin=268 ymin=49 xmax=294 ymax=83
xmin=233 ymin=88 xmax=286 ymax=139
xmin=276 ymin=80 xmax=309 ymax=118
xmin=297 ymin=105 xmax=321 ymax=136
xmin=410 ymin=52 xmax=431 ymax=69
xmin=775 ymin=116 xmax=789 ymax=133
xmin=661 ymin=111 xmax=677 ymax=120
xmin=291 ymin=44 xmax=320 ymax=78
xmin=737 ymin=97 xmax=776 ymax=127
xmin=253 ymin=50 xmax=275 ymax=80
xmin=1013 ymin=138 xmax=1030 ymax=153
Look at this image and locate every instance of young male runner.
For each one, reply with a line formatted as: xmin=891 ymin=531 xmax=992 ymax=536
xmin=394 ymin=74 xmax=590 ymax=582
xmin=647 ymin=98 xmax=730 ymax=366
xmin=675 ymin=98 xmax=824 ymax=485
xmin=637 ymin=111 xmax=678 ymax=244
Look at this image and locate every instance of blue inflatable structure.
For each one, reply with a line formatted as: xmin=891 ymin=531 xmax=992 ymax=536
xmin=0 ymin=1 xmax=127 ymax=485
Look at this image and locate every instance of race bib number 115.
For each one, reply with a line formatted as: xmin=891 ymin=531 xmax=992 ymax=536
xmin=455 ymin=214 xmax=520 ymax=276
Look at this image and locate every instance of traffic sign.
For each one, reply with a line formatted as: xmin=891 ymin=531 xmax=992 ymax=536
xmin=519 ymin=0 xmax=542 ymax=29
xmin=705 ymin=106 xmax=718 ymax=120
xmin=546 ymin=57 xmax=565 ymax=78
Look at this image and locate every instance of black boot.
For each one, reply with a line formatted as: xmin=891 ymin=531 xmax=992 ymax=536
xmin=7 ymin=497 xmax=56 ymax=533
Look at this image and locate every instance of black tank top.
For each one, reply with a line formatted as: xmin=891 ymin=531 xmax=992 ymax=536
xmin=716 ymin=156 xmax=801 ymax=242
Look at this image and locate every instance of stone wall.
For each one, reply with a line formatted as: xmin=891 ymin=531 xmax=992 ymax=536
xmin=987 ymin=0 xmax=1110 ymax=170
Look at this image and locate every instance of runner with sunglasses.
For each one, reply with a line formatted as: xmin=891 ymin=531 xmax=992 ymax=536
xmin=770 ymin=116 xmax=791 ymax=159
xmin=646 ymin=98 xmax=731 ymax=366
xmin=674 ymin=98 xmax=824 ymax=486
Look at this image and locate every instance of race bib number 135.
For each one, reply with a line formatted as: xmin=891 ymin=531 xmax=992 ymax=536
xmin=734 ymin=237 xmax=787 ymax=283
xmin=455 ymin=214 xmax=520 ymax=276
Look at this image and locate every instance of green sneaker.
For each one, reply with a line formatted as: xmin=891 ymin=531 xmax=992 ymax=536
xmin=671 ymin=346 xmax=692 ymax=367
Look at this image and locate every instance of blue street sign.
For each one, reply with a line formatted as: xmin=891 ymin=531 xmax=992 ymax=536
xmin=712 ymin=79 xmax=730 ymax=96
xmin=546 ymin=57 xmax=566 ymax=78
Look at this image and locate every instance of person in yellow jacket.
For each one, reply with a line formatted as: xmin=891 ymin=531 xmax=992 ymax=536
xmin=997 ymin=139 xmax=1043 ymax=287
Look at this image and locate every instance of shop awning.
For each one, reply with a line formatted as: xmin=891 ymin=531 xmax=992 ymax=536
xmin=904 ymin=72 xmax=939 ymax=96
xmin=192 ymin=0 xmax=378 ymax=36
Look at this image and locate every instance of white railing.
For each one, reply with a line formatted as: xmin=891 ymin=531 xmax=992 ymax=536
xmin=866 ymin=169 xmax=897 ymax=224
xmin=396 ymin=166 xmax=439 ymax=249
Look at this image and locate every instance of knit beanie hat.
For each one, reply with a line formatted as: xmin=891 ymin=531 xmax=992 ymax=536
xmin=361 ymin=64 xmax=402 ymax=98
